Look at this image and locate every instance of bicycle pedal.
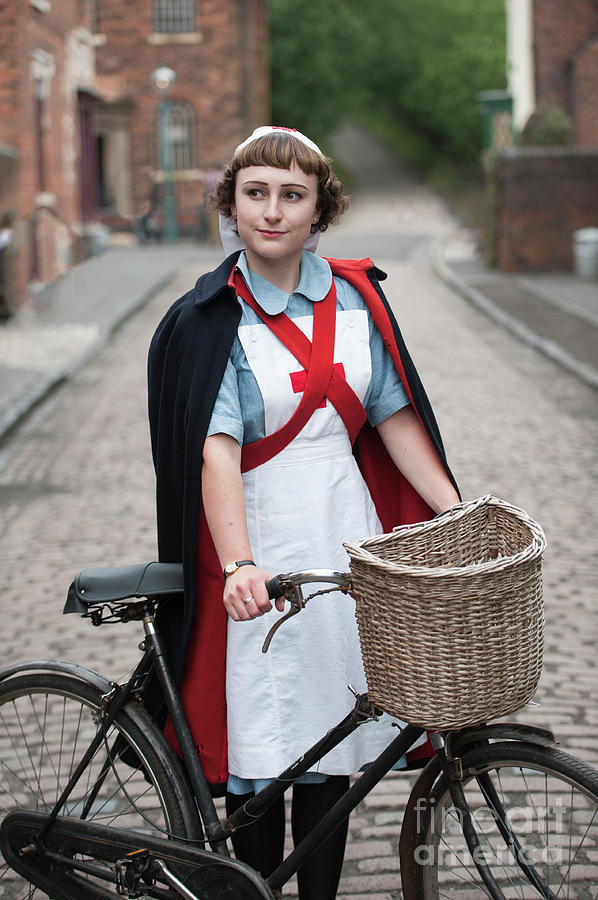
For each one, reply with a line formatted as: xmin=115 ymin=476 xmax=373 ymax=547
xmin=115 ymin=849 xmax=156 ymax=897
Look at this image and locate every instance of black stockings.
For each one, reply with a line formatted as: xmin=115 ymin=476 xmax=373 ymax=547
xmin=292 ymin=777 xmax=351 ymax=899
xmin=225 ymin=775 xmax=350 ymax=900
xmin=225 ymin=790 xmax=286 ymax=883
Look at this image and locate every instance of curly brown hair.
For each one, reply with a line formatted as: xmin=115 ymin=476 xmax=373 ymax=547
xmin=211 ymin=131 xmax=349 ymax=232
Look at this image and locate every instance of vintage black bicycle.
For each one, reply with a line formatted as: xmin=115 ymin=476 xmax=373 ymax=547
xmin=1 ymin=496 xmax=597 ymax=899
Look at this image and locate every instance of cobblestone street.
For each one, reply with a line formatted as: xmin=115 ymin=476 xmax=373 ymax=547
xmin=0 ymin=164 xmax=597 ymax=896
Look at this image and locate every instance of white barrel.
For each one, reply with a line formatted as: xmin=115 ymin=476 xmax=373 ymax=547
xmin=572 ymin=227 xmax=598 ymax=279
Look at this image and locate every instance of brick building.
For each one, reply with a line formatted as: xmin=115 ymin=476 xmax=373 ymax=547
xmin=507 ymin=0 xmax=598 ymax=145
xmin=533 ymin=0 xmax=598 ymax=147
xmin=93 ymin=0 xmax=269 ymax=235
xmin=0 ymin=0 xmax=269 ymax=311
xmin=0 ymin=0 xmax=98 ymax=312
xmin=497 ymin=0 xmax=598 ymax=272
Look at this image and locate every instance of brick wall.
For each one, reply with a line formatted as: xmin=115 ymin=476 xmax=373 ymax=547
xmin=0 ymin=0 xmax=94 ymax=307
xmin=0 ymin=3 xmax=19 ymax=224
xmin=572 ymin=37 xmax=598 ymax=146
xmin=495 ymin=148 xmax=598 ymax=271
xmin=533 ymin=0 xmax=598 ymax=146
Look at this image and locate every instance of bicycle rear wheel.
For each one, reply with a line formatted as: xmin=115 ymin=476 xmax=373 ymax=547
xmin=0 ymin=671 xmax=197 ymax=899
xmin=415 ymin=741 xmax=598 ymax=899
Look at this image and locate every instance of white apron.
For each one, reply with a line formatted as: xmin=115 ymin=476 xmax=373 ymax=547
xmin=226 ymin=307 xmax=422 ymax=778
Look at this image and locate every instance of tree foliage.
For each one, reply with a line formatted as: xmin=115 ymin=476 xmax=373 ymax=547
xmin=268 ymin=0 xmax=507 ymax=160
xmin=267 ymin=0 xmax=368 ymax=144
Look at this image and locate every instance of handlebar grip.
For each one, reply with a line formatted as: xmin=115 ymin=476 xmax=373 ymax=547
xmin=265 ymin=575 xmax=285 ymax=599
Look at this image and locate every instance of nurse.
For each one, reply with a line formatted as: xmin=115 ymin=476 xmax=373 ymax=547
xmin=148 ymin=125 xmax=460 ymax=899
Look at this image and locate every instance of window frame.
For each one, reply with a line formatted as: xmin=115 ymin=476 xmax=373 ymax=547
xmin=157 ymin=99 xmax=197 ymax=172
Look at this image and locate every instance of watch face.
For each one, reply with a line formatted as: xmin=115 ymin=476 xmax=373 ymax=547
xmin=224 ymin=562 xmax=237 ymax=576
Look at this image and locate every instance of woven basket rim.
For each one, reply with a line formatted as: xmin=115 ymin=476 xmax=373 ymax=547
xmin=344 ymin=494 xmax=546 ymax=578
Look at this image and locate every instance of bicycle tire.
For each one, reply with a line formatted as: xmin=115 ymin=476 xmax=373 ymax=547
xmin=0 ymin=671 xmax=196 ymax=899
xmin=414 ymin=741 xmax=598 ymax=899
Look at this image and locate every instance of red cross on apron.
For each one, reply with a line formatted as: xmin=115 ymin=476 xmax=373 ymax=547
xmin=229 ymin=268 xmax=368 ymax=472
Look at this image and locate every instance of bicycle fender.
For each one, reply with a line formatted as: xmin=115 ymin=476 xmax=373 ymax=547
xmin=446 ymin=722 xmax=557 ymax=759
xmin=398 ymin=754 xmax=443 ymax=900
xmin=0 ymin=659 xmax=110 ymax=693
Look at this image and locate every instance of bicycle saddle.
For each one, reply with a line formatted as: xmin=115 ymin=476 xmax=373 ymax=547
xmin=64 ymin=562 xmax=184 ymax=614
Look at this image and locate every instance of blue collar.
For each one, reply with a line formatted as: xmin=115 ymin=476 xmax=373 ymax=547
xmin=236 ymin=250 xmax=333 ymax=315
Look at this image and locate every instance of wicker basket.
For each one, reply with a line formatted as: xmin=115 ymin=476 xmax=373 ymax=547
xmin=343 ymin=495 xmax=546 ymax=730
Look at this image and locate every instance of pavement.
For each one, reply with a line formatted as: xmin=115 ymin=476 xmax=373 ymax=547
xmin=1 ymin=213 xmax=596 ymax=446
xmin=431 ymin=236 xmax=598 ymax=390
xmin=0 ymin=240 xmax=220 ymax=443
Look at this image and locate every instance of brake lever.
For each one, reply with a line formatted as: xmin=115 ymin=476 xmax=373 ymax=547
xmin=261 ymin=585 xmax=305 ymax=654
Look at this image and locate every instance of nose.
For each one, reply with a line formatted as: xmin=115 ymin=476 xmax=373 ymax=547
xmin=263 ymin=195 xmax=282 ymax=223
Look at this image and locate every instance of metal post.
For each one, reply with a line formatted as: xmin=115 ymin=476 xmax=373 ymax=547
xmin=160 ymin=100 xmax=178 ymax=242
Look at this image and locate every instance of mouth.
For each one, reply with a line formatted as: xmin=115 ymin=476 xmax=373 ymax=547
xmin=258 ymin=229 xmax=286 ymax=238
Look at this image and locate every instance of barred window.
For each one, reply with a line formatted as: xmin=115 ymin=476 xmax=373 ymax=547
xmin=153 ymin=0 xmax=196 ymax=34
xmin=89 ymin=0 xmax=101 ymax=33
xmin=159 ymin=101 xmax=196 ymax=171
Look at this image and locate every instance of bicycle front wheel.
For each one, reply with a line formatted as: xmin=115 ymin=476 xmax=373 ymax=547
xmin=415 ymin=741 xmax=598 ymax=899
xmin=0 ymin=671 xmax=196 ymax=899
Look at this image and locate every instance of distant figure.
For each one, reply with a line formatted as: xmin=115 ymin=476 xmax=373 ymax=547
xmin=136 ymin=204 xmax=162 ymax=244
xmin=0 ymin=211 xmax=15 ymax=318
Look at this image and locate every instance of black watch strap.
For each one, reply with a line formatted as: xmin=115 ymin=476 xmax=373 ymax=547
xmin=223 ymin=559 xmax=255 ymax=579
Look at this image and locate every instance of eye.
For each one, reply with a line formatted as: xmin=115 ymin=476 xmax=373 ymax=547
xmin=246 ymin=188 xmax=264 ymax=199
xmin=285 ymin=191 xmax=303 ymax=201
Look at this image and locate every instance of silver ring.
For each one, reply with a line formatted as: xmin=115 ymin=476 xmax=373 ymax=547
xmin=243 ymin=597 xmax=252 ymax=605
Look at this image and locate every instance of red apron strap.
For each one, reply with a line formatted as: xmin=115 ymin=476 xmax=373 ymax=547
xmin=325 ymin=258 xmax=415 ymax=407
xmin=230 ymin=269 xmax=336 ymax=472
xmin=327 ymin=366 xmax=367 ymax=440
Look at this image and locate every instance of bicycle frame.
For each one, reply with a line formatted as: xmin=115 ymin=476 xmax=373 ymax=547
xmin=145 ymin=601 xmax=428 ymax=891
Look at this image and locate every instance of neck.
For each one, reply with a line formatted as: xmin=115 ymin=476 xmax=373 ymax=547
xmin=244 ymin=248 xmax=303 ymax=294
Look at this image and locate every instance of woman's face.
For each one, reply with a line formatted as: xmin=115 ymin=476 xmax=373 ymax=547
xmin=231 ymin=162 xmax=319 ymax=267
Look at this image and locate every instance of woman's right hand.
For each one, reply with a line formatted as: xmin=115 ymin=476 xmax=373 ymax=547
xmin=224 ymin=565 xmax=283 ymax=621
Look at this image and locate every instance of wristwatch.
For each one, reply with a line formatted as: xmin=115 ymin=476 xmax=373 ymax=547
xmin=223 ymin=560 xmax=255 ymax=579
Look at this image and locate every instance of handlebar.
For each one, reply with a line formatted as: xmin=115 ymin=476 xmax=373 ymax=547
xmin=265 ymin=569 xmax=351 ymax=599
xmin=264 ymin=575 xmax=286 ymax=600
xmin=262 ymin=569 xmax=352 ymax=653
